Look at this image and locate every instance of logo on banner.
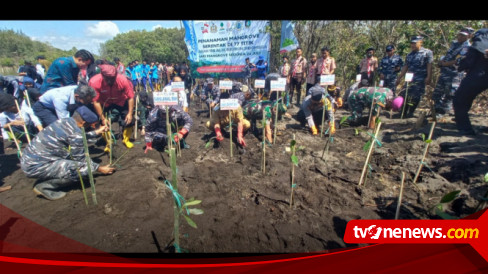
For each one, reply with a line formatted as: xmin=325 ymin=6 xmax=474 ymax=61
xmin=201 ymin=22 xmax=209 ymax=34
xmin=210 ymin=23 xmax=217 ymax=33
xmin=245 ymin=20 xmax=251 ymax=28
xmin=236 ymin=21 xmax=243 ymax=31
xmin=219 ymin=22 xmax=225 ymax=32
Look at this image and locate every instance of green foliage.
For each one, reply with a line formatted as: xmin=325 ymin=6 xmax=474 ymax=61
xmin=291 ymin=155 xmax=299 ymax=166
xmin=431 ymin=190 xmax=461 ymax=219
xmin=282 ymin=38 xmax=295 ymax=48
xmin=183 ymin=215 xmax=197 ymax=229
xmin=484 ymin=172 xmax=488 ymax=183
xmin=440 ymin=190 xmax=461 ymax=204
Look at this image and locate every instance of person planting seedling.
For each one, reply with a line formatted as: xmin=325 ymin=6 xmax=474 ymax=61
xmin=297 ymin=85 xmax=335 ymax=136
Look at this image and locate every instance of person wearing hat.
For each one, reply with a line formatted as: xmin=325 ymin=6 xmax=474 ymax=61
xmin=144 ymin=104 xmax=193 ymax=153
xmin=18 ymin=60 xmax=39 ymax=82
xmin=40 ymin=49 xmax=94 ymax=94
xmin=346 ymin=86 xmax=395 ymax=129
xmin=379 ymin=45 xmax=404 ymax=94
xmin=453 ymin=28 xmax=488 ymax=135
xmin=20 ymin=106 xmax=115 ymax=200
xmin=33 ymin=81 xmax=97 ymax=127
xmin=306 ymin=53 xmax=318 ymax=95
xmin=89 ymin=64 xmax=135 ymax=151
xmin=0 ymin=87 xmax=43 ymax=142
xmin=396 ymin=36 xmax=433 ymax=117
xmin=230 ymin=82 xmax=253 ymax=106
xmin=200 ymin=78 xmax=221 ymax=116
xmin=297 ymin=85 xmax=335 ymax=135
xmin=256 ymin=55 xmax=268 ymax=80
xmin=358 ymin=47 xmax=378 ymax=86
xmin=242 ymin=57 xmax=256 ymax=86
xmin=205 ymin=89 xmax=251 ymax=148
xmin=433 ymin=28 xmax=473 ymax=115
xmin=19 ymin=76 xmax=41 ymax=97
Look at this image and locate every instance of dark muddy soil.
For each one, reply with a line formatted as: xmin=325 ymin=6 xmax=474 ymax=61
xmin=1 ymin=98 xmax=487 ymax=253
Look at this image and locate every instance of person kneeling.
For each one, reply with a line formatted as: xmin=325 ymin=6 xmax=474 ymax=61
xmin=144 ymin=105 xmax=193 ymax=153
xmin=297 ymin=86 xmax=335 ymax=135
xmin=20 ymin=106 xmax=115 ymax=201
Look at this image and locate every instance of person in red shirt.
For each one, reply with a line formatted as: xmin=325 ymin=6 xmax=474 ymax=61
xmin=89 ymin=64 xmax=135 ymax=151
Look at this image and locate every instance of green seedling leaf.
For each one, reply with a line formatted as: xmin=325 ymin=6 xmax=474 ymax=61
xmin=188 ymin=208 xmax=204 ymax=215
xmin=184 ymin=215 xmax=198 ymax=229
xmin=363 ymin=140 xmax=372 ymax=152
xmin=298 ymin=146 xmax=305 ymax=151
xmin=375 ymin=116 xmax=381 ymax=124
xmin=435 ymin=207 xmax=458 ymax=220
xmin=440 ymin=190 xmax=461 ymax=204
xmin=420 ymin=133 xmax=426 ymax=142
xmin=183 ymin=200 xmax=202 ymax=207
xmin=484 ymin=172 xmax=488 ymax=183
xmin=339 ymin=116 xmax=349 ymax=125
xmin=425 ymin=139 xmax=432 ymax=144
xmin=291 ymin=155 xmax=299 ymax=166
xmin=355 ymin=128 xmax=359 ymax=136
xmin=290 ymin=140 xmax=296 ymax=147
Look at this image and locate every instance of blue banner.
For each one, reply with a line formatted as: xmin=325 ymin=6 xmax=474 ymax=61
xmin=280 ymin=20 xmax=299 ymax=53
xmin=183 ymin=20 xmax=270 ymax=78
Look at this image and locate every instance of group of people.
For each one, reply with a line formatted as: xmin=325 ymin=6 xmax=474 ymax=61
xmin=1 ymin=26 xmax=488 ymax=200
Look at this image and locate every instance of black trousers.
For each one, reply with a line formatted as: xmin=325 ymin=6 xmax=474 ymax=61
xmin=453 ymin=70 xmax=488 ymax=132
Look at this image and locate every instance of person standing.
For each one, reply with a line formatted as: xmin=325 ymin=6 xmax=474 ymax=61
xmin=289 ymin=47 xmax=307 ymax=106
xmin=242 ymin=57 xmax=256 ymax=86
xmin=433 ymin=28 xmax=472 ymax=114
xmin=379 ymin=45 xmax=403 ymax=94
xmin=255 ymin=56 xmax=268 ymax=80
xmin=40 ymin=49 xmax=94 ymax=94
xmin=453 ymin=29 xmax=488 ymax=135
xmin=396 ymin=36 xmax=433 ymax=117
xmin=306 ymin=53 xmax=318 ymax=95
xmin=279 ymin=55 xmax=291 ymax=106
xmin=114 ymin=57 xmax=125 ymax=75
xmin=358 ymin=47 xmax=378 ymax=86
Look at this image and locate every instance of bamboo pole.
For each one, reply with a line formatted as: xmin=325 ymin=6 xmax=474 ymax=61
xmin=358 ymin=122 xmax=382 ymax=186
xmin=412 ymin=122 xmax=437 ymax=185
xmin=170 ymin=147 xmax=180 ymax=252
xmin=7 ymin=124 xmax=22 ymax=157
xmin=395 ymin=171 xmax=406 ymax=220
xmin=367 ymin=87 xmax=376 ymax=130
xmin=24 ymin=90 xmax=32 ymax=109
xmin=14 ymin=100 xmax=30 ymax=144
xmin=401 ymin=82 xmax=409 ymax=119
xmin=134 ymin=94 xmax=139 ymax=139
xmin=320 ymin=100 xmax=327 ymax=138
xmin=229 ymin=111 xmax=233 ymax=158
xmin=80 ymin=127 xmax=97 ymax=205
xmin=108 ymin=116 xmax=112 ymax=165
xmin=166 ymin=106 xmax=172 ymax=151
xmin=290 ymin=133 xmax=296 ymax=208
xmin=262 ymin=108 xmax=266 ymax=174
xmin=273 ymin=91 xmax=280 ymax=144
xmin=175 ymin=116 xmax=181 ymax=157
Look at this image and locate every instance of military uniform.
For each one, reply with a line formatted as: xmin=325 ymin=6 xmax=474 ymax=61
xmin=200 ymin=84 xmax=221 ymax=108
xmin=144 ymin=105 xmax=193 ymax=145
xmin=347 ymin=87 xmax=393 ymax=121
xmin=433 ymin=40 xmax=470 ymax=114
xmin=379 ymin=54 xmax=403 ymax=93
xmin=400 ymin=47 xmax=433 ymax=116
xmin=21 ymin=117 xmax=99 ymax=182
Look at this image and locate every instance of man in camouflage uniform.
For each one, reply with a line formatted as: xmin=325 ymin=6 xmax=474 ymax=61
xmin=433 ymin=28 xmax=473 ymax=114
xmin=379 ymin=45 xmax=403 ymax=94
xmin=347 ymin=86 xmax=394 ymax=129
xmin=297 ymin=85 xmax=335 ymax=135
xmin=20 ymin=106 xmax=115 ymax=200
xmin=396 ymin=36 xmax=433 ymax=117
xmin=144 ymin=105 xmax=193 ymax=153
xmin=200 ymin=78 xmax=221 ymax=116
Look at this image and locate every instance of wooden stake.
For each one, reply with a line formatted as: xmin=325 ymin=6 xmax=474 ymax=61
xmin=290 ymin=133 xmax=296 ymax=208
xmin=401 ymin=82 xmax=409 ymax=119
xmin=7 ymin=124 xmax=22 ymax=157
xmin=14 ymin=100 xmax=31 ymax=144
xmin=262 ymin=108 xmax=266 ymax=174
xmin=320 ymin=100 xmax=327 ymax=138
xmin=273 ymin=91 xmax=280 ymax=144
xmin=170 ymin=147 xmax=180 ymax=253
xmin=395 ymin=171 xmax=406 ymax=220
xmin=358 ymin=122 xmax=382 ymax=186
xmin=24 ymin=90 xmax=32 ymax=109
xmin=80 ymin=127 xmax=97 ymax=205
xmin=166 ymin=106 xmax=172 ymax=151
xmin=412 ymin=122 xmax=436 ymax=185
xmin=134 ymin=94 xmax=139 ymax=139
xmin=367 ymin=87 xmax=376 ymax=130
xmin=108 ymin=116 xmax=112 ymax=165
xmin=229 ymin=111 xmax=233 ymax=158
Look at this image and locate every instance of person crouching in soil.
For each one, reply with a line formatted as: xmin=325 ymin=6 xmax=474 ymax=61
xmin=20 ymin=106 xmax=115 ymax=200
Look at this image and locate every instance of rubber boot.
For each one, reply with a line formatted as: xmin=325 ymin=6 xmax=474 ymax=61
xmin=102 ymin=132 xmax=111 ymax=153
xmin=123 ymin=127 xmax=134 ymax=149
xmin=33 ymin=179 xmax=70 ymax=200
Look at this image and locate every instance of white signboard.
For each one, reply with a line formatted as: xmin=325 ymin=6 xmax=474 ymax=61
xmin=254 ymin=79 xmax=265 ymax=89
xmin=356 ymin=74 xmax=362 ymax=82
xmin=171 ymin=81 xmax=185 ymax=92
xmin=320 ymin=74 xmax=335 ymax=86
xmin=271 ymin=79 xmax=286 ymax=91
xmin=379 ymin=80 xmax=384 ymax=87
xmin=153 ymin=92 xmax=179 ymax=106
xmin=405 ymin=73 xmax=414 ymax=82
xmin=219 ymin=80 xmax=233 ymax=90
xmin=220 ymin=98 xmax=240 ymax=110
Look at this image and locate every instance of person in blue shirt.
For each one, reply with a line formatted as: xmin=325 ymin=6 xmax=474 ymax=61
xmin=125 ymin=61 xmax=133 ymax=81
xmin=379 ymin=45 xmax=403 ymax=94
xmin=40 ymin=49 xmax=94 ymax=94
xmin=140 ymin=60 xmax=150 ymax=91
xmin=256 ymin=55 xmax=268 ymax=80
xmin=149 ymin=61 xmax=158 ymax=91
xmin=33 ymin=82 xmax=97 ymax=127
xmin=133 ymin=60 xmax=143 ymax=91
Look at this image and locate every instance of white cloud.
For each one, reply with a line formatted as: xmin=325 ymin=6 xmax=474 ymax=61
xmin=85 ymin=21 xmax=120 ymax=39
xmin=152 ymin=24 xmax=162 ymax=31
xmin=31 ymin=35 xmax=103 ymax=55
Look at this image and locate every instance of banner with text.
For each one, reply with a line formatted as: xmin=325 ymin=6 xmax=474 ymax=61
xmin=183 ymin=20 xmax=271 ymax=79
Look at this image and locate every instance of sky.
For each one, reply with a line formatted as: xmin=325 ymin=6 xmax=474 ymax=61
xmin=0 ymin=20 xmax=182 ymax=55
